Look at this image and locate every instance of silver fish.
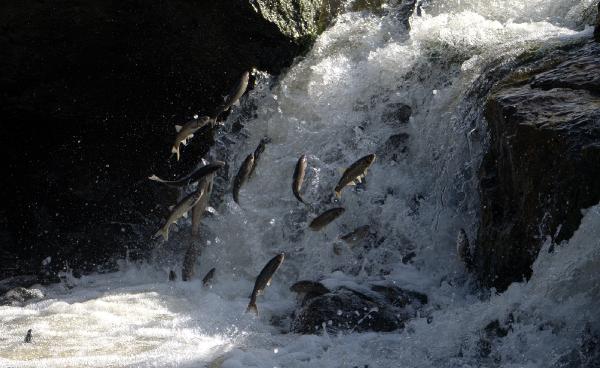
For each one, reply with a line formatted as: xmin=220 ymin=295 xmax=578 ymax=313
xmin=248 ymin=137 xmax=270 ymax=179
xmin=191 ymin=174 xmax=214 ymax=237
xmin=246 ymin=253 xmax=285 ymax=315
xmin=149 ymin=161 xmax=224 ymax=188
xmin=171 ymin=116 xmax=213 ymax=161
xmin=214 ymin=71 xmax=250 ymax=118
xmin=309 ymin=207 xmax=345 ymax=231
xmin=292 ymin=155 xmax=307 ymax=204
xmin=153 ymin=188 xmax=204 ymax=241
xmin=233 ymin=153 xmax=255 ymax=204
xmin=334 ymin=154 xmax=376 ymax=198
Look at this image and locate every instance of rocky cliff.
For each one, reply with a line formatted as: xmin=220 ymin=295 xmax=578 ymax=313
xmin=0 ymin=0 xmax=336 ymax=279
xmin=475 ymin=40 xmax=600 ymax=291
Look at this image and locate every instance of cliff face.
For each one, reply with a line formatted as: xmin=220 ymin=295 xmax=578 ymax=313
xmin=476 ymin=41 xmax=600 ymax=291
xmin=0 ymin=0 xmax=336 ymax=279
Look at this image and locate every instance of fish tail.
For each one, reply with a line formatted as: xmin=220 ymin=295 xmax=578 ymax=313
xmin=246 ymin=301 xmax=258 ymax=315
xmin=171 ymin=145 xmax=180 ymax=161
xmin=148 ymin=174 xmax=165 ymax=183
xmin=153 ymin=226 xmax=169 ymax=241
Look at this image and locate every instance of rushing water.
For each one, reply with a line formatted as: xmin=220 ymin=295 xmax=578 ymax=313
xmin=1 ymin=1 xmax=598 ymax=367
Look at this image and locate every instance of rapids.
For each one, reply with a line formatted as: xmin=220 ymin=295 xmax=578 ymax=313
xmin=1 ymin=0 xmax=598 ymax=367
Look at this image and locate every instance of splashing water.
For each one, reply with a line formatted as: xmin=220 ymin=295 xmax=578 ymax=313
xmin=1 ymin=1 xmax=597 ymax=367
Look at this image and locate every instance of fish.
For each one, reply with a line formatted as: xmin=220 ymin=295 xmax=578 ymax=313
xmin=292 ymin=154 xmax=307 ymax=204
xmin=148 ymin=161 xmax=224 ymax=188
xmin=290 ymin=280 xmax=330 ymax=296
xmin=214 ymin=71 xmax=250 ymax=119
xmin=248 ymin=137 xmax=271 ymax=179
xmin=168 ymin=270 xmax=177 ymax=281
xmin=309 ymin=207 xmax=345 ymax=231
xmin=24 ymin=329 xmax=32 ymax=343
xmin=153 ymin=188 xmax=204 ymax=241
xmin=202 ymin=268 xmax=216 ymax=287
xmin=233 ymin=153 xmax=255 ymax=204
xmin=181 ymin=244 xmax=199 ymax=281
xmin=456 ymin=228 xmax=472 ymax=269
xmin=246 ymin=253 xmax=285 ymax=315
xmin=171 ymin=116 xmax=213 ymax=161
xmin=334 ymin=154 xmax=376 ymax=198
xmin=191 ymin=174 xmax=214 ymax=237
xmin=340 ymin=225 xmax=370 ymax=245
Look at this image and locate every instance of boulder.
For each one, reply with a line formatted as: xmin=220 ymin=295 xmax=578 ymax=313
xmin=291 ymin=284 xmax=427 ymax=334
xmin=0 ymin=286 xmax=44 ymax=306
xmin=0 ymin=0 xmax=337 ymax=278
xmin=475 ymin=41 xmax=600 ymax=290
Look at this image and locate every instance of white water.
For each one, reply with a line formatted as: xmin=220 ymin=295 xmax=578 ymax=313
xmin=1 ymin=1 xmax=598 ymax=367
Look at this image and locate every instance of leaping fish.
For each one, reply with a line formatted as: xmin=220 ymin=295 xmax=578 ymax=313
xmin=246 ymin=253 xmax=285 ymax=315
xmin=214 ymin=71 xmax=250 ymax=119
xmin=153 ymin=188 xmax=204 ymax=241
xmin=233 ymin=153 xmax=255 ymax=205
xmin=171 ymin=116 xmax=213 ymax=161
xmin=149 ymin=161 xmax=225 ymax=188
xmin=309 ymin=207 xmax=345 ymax=231
xmin=334 ymin=154 xmax=376 ymax=198
xmin=292 ymin=154 xmax=308 ymax=204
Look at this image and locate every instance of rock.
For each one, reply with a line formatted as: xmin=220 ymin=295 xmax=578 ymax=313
xmin=475 ymin=41 xmax=600 ymax=291
xmin=377 ymin=133 xmax=410 ymax=162
xmin=553 ymin=326 xmax=600 ymax=368
xmin=0 ymin=275 xmax=39 ymax=295
xmin=0 ymin=0 xmax=337 ymax=278
xmin=596 ymin=2 xmax=600 ymax=43
xmin=0 ymin=286 xmax=44 ymax=306
xmin=291 ymin=284 xmax=427 ymax=334
xmin=381 ymin=103 xmax=412 ymax=125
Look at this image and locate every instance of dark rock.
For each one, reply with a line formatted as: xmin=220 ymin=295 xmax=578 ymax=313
xmin=0 ymin=275 xmax=39 ymax=295
xmin=291 ymin=284 xmax=427 ymax=334
xmin=381 ymin=103 xmax=412 ymax=125
xmin=476 ymin=41 xmax=600 ymax=291
xmin=595 ymin=2 xmax=600 ymax=43
xmin=0 ymin=1 xmax=336 ymax=278
xmin=554 ymin=326 xmax=600 ymax=368
xmin=0 ymin=286 xmax=44 ymax=306
xmin=292 ymin=289 xmax=403 ymax=334
xmin=377 ymin=133 xmax=410 ymax=162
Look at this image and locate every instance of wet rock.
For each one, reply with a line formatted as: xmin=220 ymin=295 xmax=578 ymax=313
xmin=291 ymin=284 xmax=427 ymax=334
xmin=0 ymin=0 xmax=337 ymax=278
xmin=554 ymin=326 xmax=600 ymax=368
xmin=0 ymin=275 xmax=39 ymax=295
xmin=381 ymin=103 xmax=412 ymax=125
xmin=377 ymin=133 xmax=410 ymax=162
xmin=476 ymin=41 xmax=600 ymax=291
xmin=596 ymin=2 xmax=600 ymax=43
xmin=0 ymin=287 xmax=44 ymax=306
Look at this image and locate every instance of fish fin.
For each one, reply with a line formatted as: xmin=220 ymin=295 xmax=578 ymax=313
xmin=205 ymin=206 xmax=218 ymax=216
xmin=233 ymin=100 xmax=241 ymax=107
xmin=356 ymin=176 xmax=363 ymax=183
xmin=246 ymin=302 xmax=258 ymax=315
xmin=266 ymin=280 xmax=271 ymax=287
xmin=182 ymin=212 xmax=188 ymax=218
xmin=175 ymin=125 xmax=182 ymax=132
xmin=154 ymin=227 xmax=169 ymax=241
xmin=348 ymin=181 xmax=357 ymax=186
xmin=337 ymin=168 xmax=345 ymax=174
xmin=181 ymin=138 xmax=188 ymax=146
xmin=201 ymin=158 xmax=209 ymax=166
xmin=335 ymin=190 xmax=342 ymax=199
xmin=172 ymin=146 xmax=180 ymax=161
xmin=188 ymin=134 xmax=194 ymax=139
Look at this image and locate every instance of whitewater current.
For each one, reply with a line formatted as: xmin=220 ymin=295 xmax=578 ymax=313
xmin=1 ymin=1 xmax=599 ymax=367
